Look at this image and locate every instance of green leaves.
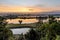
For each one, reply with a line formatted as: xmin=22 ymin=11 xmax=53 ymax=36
xmin=0 ymin=16 xmax=13 ymax=40
xmin=36 ymin=16 xmax=60 ymax=40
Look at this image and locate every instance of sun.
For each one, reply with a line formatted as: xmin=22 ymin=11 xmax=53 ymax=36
xmin=20 ymin=8 xmax=31 ymax=12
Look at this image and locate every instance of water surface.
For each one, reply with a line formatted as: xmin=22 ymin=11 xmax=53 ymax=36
xmin=11 ymin=28 xmax=30 ymax=34
xmin=6 ymin=19 xmax=38 ymax=24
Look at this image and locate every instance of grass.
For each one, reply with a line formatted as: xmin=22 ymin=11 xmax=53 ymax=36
xmin=6 ymin=23 xmax=37 ymax=28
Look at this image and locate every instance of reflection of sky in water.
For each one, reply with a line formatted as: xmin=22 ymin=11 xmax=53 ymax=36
xmin=10 ymin=28 xmax=30 ymax=34
xmin=8 ymin=19 xmax=37 ymax=34
xmin=6 ymin=19 xmax=38 ymax=24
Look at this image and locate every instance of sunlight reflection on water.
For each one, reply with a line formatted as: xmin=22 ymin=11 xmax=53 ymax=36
xmin=10 ymin=28 xmax=30 ymax=34
xmin=8 ymin=19 xmax=37 ymax=34
xmin=6 ymin=19 xmax=38 ymax=24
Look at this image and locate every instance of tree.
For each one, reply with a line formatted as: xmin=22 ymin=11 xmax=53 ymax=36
xmin=19 ymin=20 xmax=22 ymax=24
xmin=25 ymin=28 xmax=39 ymax=40
xmin=36 ymin=16 xmax=60 ymax=40
xmin=0 ymin=16 xmax=14 ymax=40
xmin=18 ymin=33 xmax=25 ymax=40
xmin=36 ymin=16 xmax=43 ymax=28
xmin=48 ymin=15 xmax=57 ymax=24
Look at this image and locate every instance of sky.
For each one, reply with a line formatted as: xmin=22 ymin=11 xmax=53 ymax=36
xmin=0 ymin=0 xmax=60 ymax=12
xmin=1 ymin=0 xmax=60 ymax=34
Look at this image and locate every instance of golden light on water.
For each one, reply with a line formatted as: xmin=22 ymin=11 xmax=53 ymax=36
xmin=6 ymin=19 xmax=38 ymax=24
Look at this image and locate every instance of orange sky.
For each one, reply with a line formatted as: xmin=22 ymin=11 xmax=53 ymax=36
xmin=0 ymin=5 xmax=60 ymax=12
xmin=0 ymin=0 xmax=60 ymax=13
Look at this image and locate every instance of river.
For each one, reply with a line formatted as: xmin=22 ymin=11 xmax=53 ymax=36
xmin=6 ymin=19 xmax=38 ymax=24
xmin=8 ymin=19 xmax=37 ymax=34
xmin=8 ymin=18 xmax=60 ymax=34
xmin=11 ymin=28 xmax=30 ymax=34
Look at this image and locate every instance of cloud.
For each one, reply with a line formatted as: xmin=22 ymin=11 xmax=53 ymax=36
xmin=0 ymin=4 xmax=60 ymax=12
xmin=35 ymin=4 xmax=45 ymax=7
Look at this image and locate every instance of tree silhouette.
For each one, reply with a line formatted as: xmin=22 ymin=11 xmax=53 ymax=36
xmin=0 ymin=16 xmax=14 ymax=40
xmin=19 ymin=20 xmax=22 ymax=24
xmin=36 ymin=16 xmax=60 ymax=40
xmin=25 ymin=28 xmax=39 ymax=40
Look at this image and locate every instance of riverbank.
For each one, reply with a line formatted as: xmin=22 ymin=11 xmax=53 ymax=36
xmin=6 ymin=23 xmax=37 ymax=29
